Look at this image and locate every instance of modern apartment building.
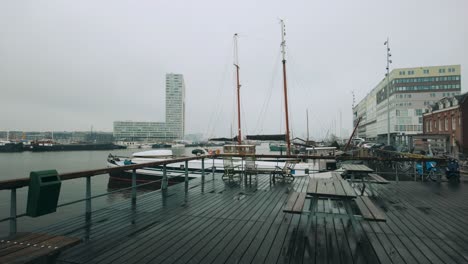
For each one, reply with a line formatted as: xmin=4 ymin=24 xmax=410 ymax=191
xmin=165 ymin=73 xmax=185 ymax=139
xmin=353 ymin=65 xmax=461 ymax=145
xmin=114 ymin=74 xmax=186 ymax=141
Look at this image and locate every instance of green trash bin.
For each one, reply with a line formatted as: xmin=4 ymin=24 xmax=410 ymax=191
xmin=26 ymin=170 xmax=61 ymax=217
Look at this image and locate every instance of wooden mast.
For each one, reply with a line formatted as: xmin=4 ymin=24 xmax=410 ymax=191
xmin=234 ymin=33 xmax=242 ymax=145
xmin=280 ymin=19 xmax=291 ymax=155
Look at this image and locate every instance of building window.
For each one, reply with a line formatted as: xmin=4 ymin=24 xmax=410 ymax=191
xmin=438 ymin=119 xmax=442 ymax=131
xmin=445 ymin=118 xmax=448 ymax=131
xmin=423 ymin=69 xmax=429 ymax=74
xmin=439 ymin=68 xmax=445 ymax=73
xmin=430 ymin=120 xmax=433 ymax=132
xmin=452 ymin=116 xmax=456 ymax=130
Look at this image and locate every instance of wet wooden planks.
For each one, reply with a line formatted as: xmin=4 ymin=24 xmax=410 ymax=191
xmin=41 ymin=174 xmax=468 ymax=264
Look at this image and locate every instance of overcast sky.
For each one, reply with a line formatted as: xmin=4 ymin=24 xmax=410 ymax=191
xmin=1 ymin=0 xmax=467 ymax=140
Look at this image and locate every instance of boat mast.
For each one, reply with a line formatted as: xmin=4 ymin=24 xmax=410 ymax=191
xmin=234 ymin=33 xmax=242 ymax=145
xmin=306 ymin=109 xmax=309 ymax=142
xmin=280 ymin=19 xmax=291 ymax=155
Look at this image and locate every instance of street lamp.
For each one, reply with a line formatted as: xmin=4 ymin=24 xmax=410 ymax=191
xmin=384 ymin=38 xmax=392 ymax=145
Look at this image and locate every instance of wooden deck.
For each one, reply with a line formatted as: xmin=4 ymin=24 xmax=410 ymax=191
xmin=29 ymin=173 xmax=468 ymax=264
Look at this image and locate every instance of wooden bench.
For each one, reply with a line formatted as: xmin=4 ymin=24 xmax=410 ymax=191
xmin=355 ymin=196 xmax=386 ymax=222
xmin=0 ymin=232 xmax=81 ymax=264
xmin=283 ymin=192 xmax=307 ymax=214
xmin=368 ymin=173 xmax=390 ymax=184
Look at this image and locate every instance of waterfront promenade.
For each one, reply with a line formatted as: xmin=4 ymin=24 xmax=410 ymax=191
xmin=15 ymin=172 xmax=468 ymax=264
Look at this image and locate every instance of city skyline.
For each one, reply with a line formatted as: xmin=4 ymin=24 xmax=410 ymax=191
xmin=1 ymin=0 xmax=467 ymax=141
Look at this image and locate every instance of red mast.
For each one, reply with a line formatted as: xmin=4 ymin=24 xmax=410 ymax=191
xmin=234 ymin=33 xmax=242 ymax=145
xmin=280 ymin=20 xmax=291 ymax=155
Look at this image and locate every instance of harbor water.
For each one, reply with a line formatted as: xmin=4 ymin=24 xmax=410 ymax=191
xmin=0 ymin=144 xmax=276 ymax=234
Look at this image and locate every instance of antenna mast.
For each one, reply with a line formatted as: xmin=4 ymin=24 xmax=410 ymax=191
xmin=234 ymin=33 xmax=242 ymax=145
xmin=280 ymin=19 xmax=291 ymax=155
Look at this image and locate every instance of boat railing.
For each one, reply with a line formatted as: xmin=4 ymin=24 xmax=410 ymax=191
xmin=0 ymin=153 xmax=448 ymax=236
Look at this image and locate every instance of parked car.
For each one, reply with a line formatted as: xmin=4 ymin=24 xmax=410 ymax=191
xmin=361 ymin=142 xmax=376 ymax=149
xmin=370 ymin=143 xmax=385 ymax=149
xmin=380 ymin=145 xmax=397 ymax=152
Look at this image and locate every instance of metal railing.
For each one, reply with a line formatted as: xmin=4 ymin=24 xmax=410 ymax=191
xmin=0 ymin=153 xmax=447 ymax=236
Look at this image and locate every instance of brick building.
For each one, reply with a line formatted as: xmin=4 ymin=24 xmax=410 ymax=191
xmin=423 ymin=92 xmax=468 ymax=155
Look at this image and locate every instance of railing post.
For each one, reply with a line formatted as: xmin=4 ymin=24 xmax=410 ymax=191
xmin=132 ymin=169 xmax=137 ymax=208
xmin=184 ymin=160 xmax=189 ymax=195
xmin=86 ymin=176 xmax=91 ymax=223
xmin=201 ymin=158 xmax=205 ymax=193
xmin=395 ymin=162 xmax=399 ymax=183
xmin=10 ymin=188 xmax=17 ymax=235
xmin=162 ymin=165 xmax=168 ymax=190
xmin=212 ymin=156 xmax=215 ymax=181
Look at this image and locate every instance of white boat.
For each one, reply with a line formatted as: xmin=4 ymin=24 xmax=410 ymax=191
xmin=107 ymin=147 xmax=329 ymax=184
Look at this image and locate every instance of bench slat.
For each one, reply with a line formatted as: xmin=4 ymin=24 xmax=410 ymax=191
xmin=368 ymin=173 xmax=390 ymax=184
xmin=307 ymin=179 xmax=318 ymax=194
xmin=1 ymin=236 xmax=80 ymax=264
xmin=0 ymin=233 xmax=53 ymax=256
xmin=355 ymin=197 xmax=375 ymax=220
xmin=292 ymin=193 xmax=307 ymax=213
xmin=284 ymin=192 xmax=306 ymax=214
xmin=339 ymin=180 xmax=357 ymax=197
xmin=0 ymin=233 xmax=81 ymax=264
xmin=332 ymin=180 xmax=347 ymax=197
xmin=356 ymin=196 xmax=386 ymax=222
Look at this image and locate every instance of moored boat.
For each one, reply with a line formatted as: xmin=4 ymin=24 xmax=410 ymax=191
xmin=0 ymin=141 xmax=24 ymax=152
xmin=31 ymin=140 xmax=126 ymax=151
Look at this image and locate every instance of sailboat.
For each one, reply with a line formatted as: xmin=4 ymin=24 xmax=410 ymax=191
xmin=106 ymin=23 xmax=329 ymax=182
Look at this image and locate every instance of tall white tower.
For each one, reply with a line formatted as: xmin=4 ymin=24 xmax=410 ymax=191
xmin=165 ymin=73 xmax=185 ymax=139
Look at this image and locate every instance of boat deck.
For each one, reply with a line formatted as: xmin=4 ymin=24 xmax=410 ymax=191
xmin=32 ymin=173 xmax=468 ymax=264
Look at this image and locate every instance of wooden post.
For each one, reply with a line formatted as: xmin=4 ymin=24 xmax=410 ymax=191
xmin=10 ymin=188 xmax=17 ymax=235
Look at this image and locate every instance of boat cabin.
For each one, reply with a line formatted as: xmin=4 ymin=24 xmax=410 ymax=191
xmin=223 ymin=145 xmax=256 ymax=155
xmin=306 ymin=146 xmax=336 ymax=156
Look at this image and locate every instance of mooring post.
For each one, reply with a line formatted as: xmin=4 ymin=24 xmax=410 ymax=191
xmin=132 ymin=169 xmax=137 ymax=208
xmin=201 ymin=158 xmax=205 ymax=193
xmin=10 ymin=188 xmax=17 ymax=235
xmin=86 ymin=176 xmax=91 ymax=223
xmin=184 ymin=160 xmax=189 ymax=195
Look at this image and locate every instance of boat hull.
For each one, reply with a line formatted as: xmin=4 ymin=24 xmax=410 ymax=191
xmin=31 ymin=143 xmax=126 ymax=152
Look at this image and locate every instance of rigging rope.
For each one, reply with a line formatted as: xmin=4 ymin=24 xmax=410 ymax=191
xmin=254 ymin=47 xmax=282 ymax=134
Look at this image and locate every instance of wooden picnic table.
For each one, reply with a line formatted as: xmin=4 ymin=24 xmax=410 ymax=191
xmin=284 ymin=175 xmax=386 ymax=234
